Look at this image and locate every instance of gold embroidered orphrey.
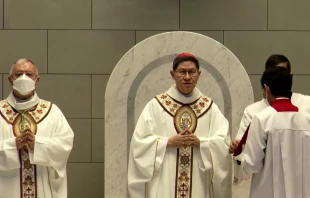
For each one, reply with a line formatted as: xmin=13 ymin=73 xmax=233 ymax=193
xmin=155 ymin=93 xmax=213 ymax=198
xmin=0 ymin=99 xmax=52 ymax=198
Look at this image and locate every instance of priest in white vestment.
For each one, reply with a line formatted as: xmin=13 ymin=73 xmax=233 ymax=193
xmin=128 ymin=53 xmax=231 ymax=198
xmin=234 ymin=66 xmax=310 ymax=198
xmin=0 ymin=59 xmax=74 ymax=198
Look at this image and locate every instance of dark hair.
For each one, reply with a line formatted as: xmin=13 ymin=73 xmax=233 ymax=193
xmin=265 ymin=54 xmax=291 ymax=73
xmin=173 ymin=56 xmax=200 ymax=71
xmin=260 ymin=67 xmax=292 ymax=98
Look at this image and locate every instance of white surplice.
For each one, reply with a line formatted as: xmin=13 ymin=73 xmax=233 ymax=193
xmin=235 ymin=98 xmax=269 ymax=140
xmin=234 ymin=93 xmax=310 ymax=184
xmin=236 ymin=92 xmax=310 ymax=140
xmin=0 ymin=92 xmax=74 ymax=198
xmin=128 ymin=85 xmax=231 ymax=198
xmin=234 ymin=99 xmax=310 ymax=198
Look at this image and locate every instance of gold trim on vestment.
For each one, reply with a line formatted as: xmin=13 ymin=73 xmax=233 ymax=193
xmin=155 ymin=93 xmax=213 ymax=198
xmin=0 ymin=99 xmax=52 ymax=198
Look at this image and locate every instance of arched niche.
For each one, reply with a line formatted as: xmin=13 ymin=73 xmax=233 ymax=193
xmin=105 ymin=31 xmax=254 ymax=197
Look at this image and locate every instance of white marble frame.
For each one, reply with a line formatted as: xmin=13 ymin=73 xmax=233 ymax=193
xmin=105 ymin=31 xmax=254 ymax=198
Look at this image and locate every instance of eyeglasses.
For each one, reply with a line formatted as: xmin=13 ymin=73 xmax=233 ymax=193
xmin=174 ymin=69 xmax=199 ymax=77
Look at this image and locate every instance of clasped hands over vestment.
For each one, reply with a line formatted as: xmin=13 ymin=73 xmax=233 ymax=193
xmin=16 ymin=128 xmax=35 ymax=150
xmin=168 ymin=129 xmax=200 ymax=148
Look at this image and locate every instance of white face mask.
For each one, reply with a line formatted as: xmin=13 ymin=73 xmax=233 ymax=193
xmin=12 ymin=74 xmax=36 ymax=95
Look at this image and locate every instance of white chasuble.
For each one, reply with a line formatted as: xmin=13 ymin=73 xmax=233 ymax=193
xmin=0 ymin=99 xmax=52 ymax=198
xmin=156 ymin=93 xmax=212 ymax=198
xmin=0 ymin=94 xmax=74 ymax=198
xmin=128 ymin=85 xmax=231 ymax=198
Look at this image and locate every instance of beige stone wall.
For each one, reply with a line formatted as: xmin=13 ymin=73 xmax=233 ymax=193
xmin=1 ymin=0 xmax=309 ymax=197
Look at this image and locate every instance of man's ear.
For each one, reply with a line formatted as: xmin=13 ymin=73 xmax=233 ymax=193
xmin=8 ymin=76 xmax=13 ymax=86
xmin=35 ymin=76 xmax=40 ymax=87
xmin=264 ymin=84 xmax=271 ymax=95
xmin=170 ymin=70 xmax=175 ymax=80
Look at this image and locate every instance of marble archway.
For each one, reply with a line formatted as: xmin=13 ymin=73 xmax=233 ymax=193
xmin=104 ymin=31 xmax=254 ymax=197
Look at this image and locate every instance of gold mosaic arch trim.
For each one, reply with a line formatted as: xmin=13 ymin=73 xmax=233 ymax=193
xmin=155 ymin=93 xmax=213 ymax=118
xmin=0 ymin=99 xmax=53 ymax=124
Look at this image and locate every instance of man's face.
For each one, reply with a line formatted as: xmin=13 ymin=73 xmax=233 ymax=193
xmin=170 ymin=61 xmax=200 ymax=95
xmin=9 ymin=62 xmax=39 ymax=87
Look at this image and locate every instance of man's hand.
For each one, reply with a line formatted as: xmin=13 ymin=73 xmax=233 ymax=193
xmin=229 ymin=139 xmax=240 ymax=154
xmin=167 ymin=129 xmax=200 ymax=148
xmin=183 ymin=131 xmax=200 ymax=148
xmin=167 ymin=131 xmax=187 ymax=148
xmin=16 ymin=129 xmax=36 ymax=151
xmin=24 ymin=130 xmax=35 ymax=151
xmin=15 ymin=132 xmax=28 ymax=149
